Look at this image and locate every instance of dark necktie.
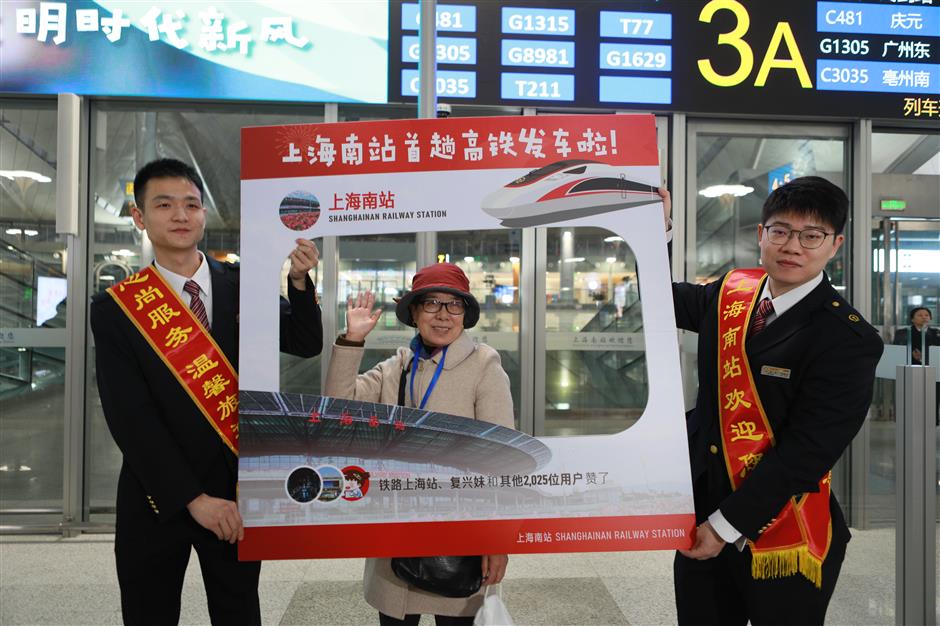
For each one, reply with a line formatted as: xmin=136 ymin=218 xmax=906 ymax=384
xmin=749 ymin=298 xmax=774 ymax=336
xmin=184 ymin=280 xmax=210 ymax=330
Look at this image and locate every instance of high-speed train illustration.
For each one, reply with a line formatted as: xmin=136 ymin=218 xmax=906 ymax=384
xmin=481 ymin=159 xmax=661 ymax=227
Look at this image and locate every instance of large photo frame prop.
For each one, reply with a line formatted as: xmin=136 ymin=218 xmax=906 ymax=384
xmin=238 ymin=114 xmax=693 ymax=560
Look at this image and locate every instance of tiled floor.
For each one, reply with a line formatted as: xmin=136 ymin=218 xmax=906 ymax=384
xmin=0 ymin=528 xmax=909 ymax=625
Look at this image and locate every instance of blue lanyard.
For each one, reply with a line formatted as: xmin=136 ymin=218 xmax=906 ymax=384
xmin=409 ymin=343 xmax=448 ymax=410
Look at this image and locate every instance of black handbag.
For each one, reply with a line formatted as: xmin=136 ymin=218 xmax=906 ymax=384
xmin=391 ymin=365 xmax=483 ymax=598
xmin=390 ymin=555 xmax=483 ymax=598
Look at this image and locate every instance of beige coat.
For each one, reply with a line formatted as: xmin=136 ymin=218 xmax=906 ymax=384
xmin=324 ymin=331 xmax=514 ymax=619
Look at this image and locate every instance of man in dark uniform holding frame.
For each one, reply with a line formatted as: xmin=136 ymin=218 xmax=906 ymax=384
xmin=664 ymin=177 xmax=883 ymax=625
xmin=91 ymin=158 xmax=323 ymax=625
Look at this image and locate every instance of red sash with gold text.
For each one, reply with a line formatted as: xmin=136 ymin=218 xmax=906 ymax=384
xmin=717 ymin=268 xmax=831 ymax=588
xmin=108 ymin=267 xmax=239 ymax=455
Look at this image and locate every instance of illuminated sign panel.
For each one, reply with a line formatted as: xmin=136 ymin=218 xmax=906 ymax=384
xmin=598 ymin=11 xmax=673 ymax=39
xmin=500 ymin=72 xmax=575 ymax=101
xmin=401 ymin=3 xmax=477 ymax=32
xmin=880 ymin=199 xmax=907 ymax=211
xmin=502 ymin=7 xmax=575 ymax=35
xmin=402 ymin=36 xmax=477 ymax=64
xmin=816 ymin=2 xmax=940 ymax=36
xmin=0 ymin=1 xmax=389 ymax=103
xmin=3 ymin=0 xmax=937 ymax=120
xmin=599 ymin=44 xmax=673 ymax=72
xmin=501 ymin=40 xmax=575 ymax=68
xmin=388 ymin=0 xmax=939 ymax=120
xmin=401 ymin=69 xmax=477 ymax=98
xmin=599 ymin=76 xmax=671 ymax=104
xmin=817 ymin=59 xmax=939 ymax=94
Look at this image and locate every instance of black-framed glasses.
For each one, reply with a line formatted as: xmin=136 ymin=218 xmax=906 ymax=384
xmin=419 ymin=298 xmax=466 ymax=315
xmin=763 ymin=224 xmax=834 ymax=249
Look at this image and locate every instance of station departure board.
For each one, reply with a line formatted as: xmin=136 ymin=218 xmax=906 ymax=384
xmin=388 ymin=0 xmax=940 ymax=120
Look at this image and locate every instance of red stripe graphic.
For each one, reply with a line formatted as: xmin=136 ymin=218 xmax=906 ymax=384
xmin=242 ymin=115 xmax=658 ymax=180
xmin=238 ymin=514 xmax=695 ymax=561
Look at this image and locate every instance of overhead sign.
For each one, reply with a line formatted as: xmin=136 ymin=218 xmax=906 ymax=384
xmin=388 ymin=0 xmax=940 ymax=120
xmin=5 ymin=1 xmax=935 ymax=119
xmin=237 ymin=115 xmax=695 ymax=559
xmin=768 ymin=163 xmax=798 ymax=192
xmin=0 ymin=1 xmax=388 ymax=103
xmin=880 ymin=199 xmax=907 ymax=210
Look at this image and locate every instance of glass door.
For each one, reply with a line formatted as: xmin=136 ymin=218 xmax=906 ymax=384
xmin=685 ymin=121 xmax=850 ymax=285
xmin=871 ymin=143 xmax=940 ymax=510
xmin=0 ymin=100 xmax=63 ymax=527
xmin=541 ymin=227 xmax=647 ymax=436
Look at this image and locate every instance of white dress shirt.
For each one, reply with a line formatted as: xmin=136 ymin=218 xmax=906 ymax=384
xmin=154 ymin=251 xmax=213 ymax=327
xmin=708 ymin=272 xmax=825 ymax=547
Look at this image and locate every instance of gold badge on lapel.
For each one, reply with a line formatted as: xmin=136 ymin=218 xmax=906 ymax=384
xmin=760 ymin=365 xmax=791 ymax=380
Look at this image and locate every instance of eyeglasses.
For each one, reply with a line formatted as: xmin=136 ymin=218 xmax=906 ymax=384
xmin=763 ymin=224 xmax=834 ymax=249
xmin=419 ymin=298 xmax=466 ymax=315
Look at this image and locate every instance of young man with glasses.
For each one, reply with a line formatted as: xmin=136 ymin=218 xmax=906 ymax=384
xmin=665 ymin=176 xmax=883 ymax=625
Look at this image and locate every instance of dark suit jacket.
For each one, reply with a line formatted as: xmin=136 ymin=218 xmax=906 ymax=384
xmin=91 ymin=257 xmax=322 ymax=527
xmin=893 ymin=326 xmax=939 ymax=365
xmin=673 ymin=273 xmax=882 ymax=541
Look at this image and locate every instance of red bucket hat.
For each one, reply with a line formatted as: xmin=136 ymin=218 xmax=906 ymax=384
xmin=395 ymin=262 xmax=480 ymax=328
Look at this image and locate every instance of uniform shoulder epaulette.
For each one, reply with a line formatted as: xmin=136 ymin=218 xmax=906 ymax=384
xmin=823 ymin=297 xmax=876 ymax=337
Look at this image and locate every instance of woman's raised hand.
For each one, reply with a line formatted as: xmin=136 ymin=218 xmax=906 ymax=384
xmin=345 ymin=291 xmax=382 ymax=342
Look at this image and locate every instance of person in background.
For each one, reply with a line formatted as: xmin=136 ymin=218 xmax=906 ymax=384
xmin=893 ymin=306 xmax=938 ymax=365
xmin=664 ymin=177 xmax=883 ymax=625
xmin=614 ymin=276 xmax=629 ymax=319
xmin=324 ymin=262 xmax=511 ymax=626
xmin=91 ymin=158 xmax=322 ymax=625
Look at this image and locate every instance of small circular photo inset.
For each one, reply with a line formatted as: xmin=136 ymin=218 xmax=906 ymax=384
xmin=341 ymin=465 xmax=371 ymax=501
xmin=316 ymin=465 xmax=344 ymax=502
xmin=285 ymin=466 xmax=322 ymax=504
xmin=279 ymin=190 xmax=321 ymax=231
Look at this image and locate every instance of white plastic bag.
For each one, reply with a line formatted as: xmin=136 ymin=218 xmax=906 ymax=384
xmin=474 ymin=584 xmax=514 ymax=626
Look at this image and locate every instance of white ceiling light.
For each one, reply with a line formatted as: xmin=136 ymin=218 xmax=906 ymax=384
xmin=699 ymin=184 xmax=754 ymax=198
xmin=23 ymin=229 xmax=39 ymax=237
xmin=603 ymin=235 xmax=624 ymax=243
xmin=563 ymin=257 xmax=585 ymax=263
xmin=5 ymin=228 xmax=22 ymax=235
xmin=0 ymin=170 xmax=52 ymax=183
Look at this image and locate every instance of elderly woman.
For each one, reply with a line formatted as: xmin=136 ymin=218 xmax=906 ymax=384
xmin=324 ymin=262 xmax=512 ymax=626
